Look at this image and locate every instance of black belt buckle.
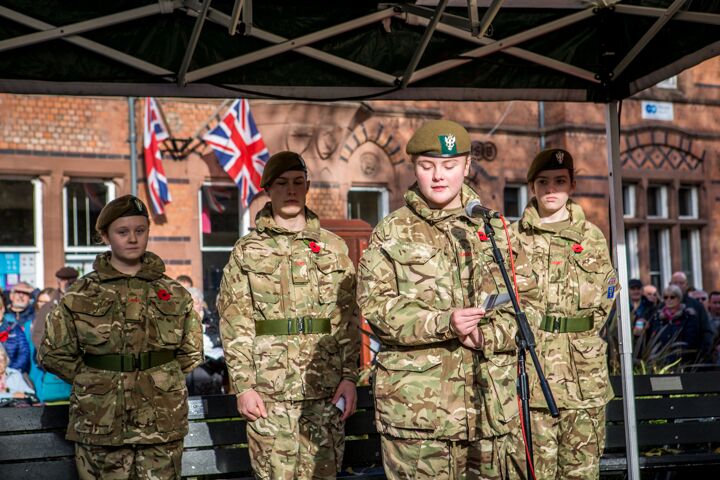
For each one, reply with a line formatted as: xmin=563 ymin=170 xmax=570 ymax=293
xmin=553 ymin=318 xmax=561 ymax=334
xmin=297 ymin=317 xmax=305 ymax=334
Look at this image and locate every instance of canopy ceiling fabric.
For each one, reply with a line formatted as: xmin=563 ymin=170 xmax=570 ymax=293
xmin=0 ymin=0 xmax=718 ymax=102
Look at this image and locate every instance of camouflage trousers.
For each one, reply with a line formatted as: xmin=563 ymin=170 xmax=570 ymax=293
xmin=527 ymin=407 xmax=606 ymax=480
xmin=247 ymin=399 xmax=344 ymax=480
xmin=75 ymin=440 xmax=183 ymax=480
xmin=380 ymin=434 xmax=515 ymax=480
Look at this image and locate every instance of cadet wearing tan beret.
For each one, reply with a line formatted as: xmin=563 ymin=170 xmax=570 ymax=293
xmin=357 ymin=117 xmax=537 ymax=480
xmin=406 ymin=119 xmax=471 ymax=157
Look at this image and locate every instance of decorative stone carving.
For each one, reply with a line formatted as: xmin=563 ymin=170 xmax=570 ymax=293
xmin=360 ymin=152 xmax=379 ymax=177
xmin=316 ymin=126 xmax=341 ymax=160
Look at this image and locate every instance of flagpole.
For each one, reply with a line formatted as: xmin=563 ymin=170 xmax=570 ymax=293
xmin=128 ymin=96 xmax=138 ymax=197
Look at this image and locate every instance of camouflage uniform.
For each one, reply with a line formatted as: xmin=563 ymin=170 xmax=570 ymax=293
xmin=511 ymin=198 xmax=616 ymax=479
xmin=39 ymin=251 xmax=203 ymax=480
xmin=217 ymin=204 xmax=359 ymax=480
xmin=357 ymin=184 xmax=540 ymax=480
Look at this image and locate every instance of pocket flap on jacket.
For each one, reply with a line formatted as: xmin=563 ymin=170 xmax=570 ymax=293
xmin=241 ymin=250 xmax=281 ymax=274
xmin=381 ymin=241 xmax=438 ymax=265
xmin=151 ymin=297 xmax=185 ymax=316
xmin=571 ymin=335 xmax=607 ymax=358
xmin=376 ymin=351 xmax=442 ymax=372
xmin=67 ymin=295 xmax=114 ymax=317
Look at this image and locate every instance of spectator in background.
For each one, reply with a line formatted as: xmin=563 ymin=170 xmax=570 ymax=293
xmin=644 ymin=284 xmax=660 ymax=308
xmin=629 ymin=278 xmax=655 ymax=337
xmin=0 ymin=343 xmax=35 ymax=405
xmin=185 ymin=287 xmax=226 ymax=395
xmin=2 ymin=282 xmax=35 ymax=371
xmin=690 ymin=289 xmax=709 ymax=310
xmin=708 ymin=291 xmax=720 ymax=364
xmin=27 ymin=268 xmax=78 ymax=404
xmin=647 ymin=284 xmax=703 ymax=367
xmin=176 ymin=275 xmax=193 ymax=290
xmin=32 ymin=267 xmax=79 ymax=351
xmin=0 ymin=295 xmax=30 ymax=373
xmin=670 ymin=271 xmax=714 ymax=362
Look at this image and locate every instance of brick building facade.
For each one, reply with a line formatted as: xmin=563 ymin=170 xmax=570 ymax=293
xmin=0 ymin=57 xmax=718 ymax=302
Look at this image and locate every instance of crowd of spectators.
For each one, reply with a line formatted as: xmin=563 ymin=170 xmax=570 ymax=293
xmin=627 ymin=270 xmax=720 ymax=371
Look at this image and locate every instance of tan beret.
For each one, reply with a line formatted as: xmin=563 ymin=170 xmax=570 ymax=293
xmin=260 ymin=151 xmax=307 ymax=188
xmin=527 ymin=148 xmax=574 ymax=182
xmin=406 ymin=120 xmax=471 ymax=157
xmin=95 ymin=195 xmax=149 ymax=233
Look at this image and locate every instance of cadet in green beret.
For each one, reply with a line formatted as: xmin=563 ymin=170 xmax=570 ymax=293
xmin=510 ymin=148 xmax=616 ymax=479
xmin=39 ymin=194 xmax=203 ymax=479
xmin=357 ymin=120 xmax=540 ymax=479
xmin=218 ymin=151 xmax=360 ymax=479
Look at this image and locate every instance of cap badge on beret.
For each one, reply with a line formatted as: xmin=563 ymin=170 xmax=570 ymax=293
xmin=440 ymin=134 xmax=457 ymax=155
xmin=134 ymin=198 xmax=144 ymax=212
xmin=555 ymin=151 xmax=565 ymax=164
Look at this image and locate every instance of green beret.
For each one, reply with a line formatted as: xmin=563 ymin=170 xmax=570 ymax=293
xmin=95 ymin=195 xmax=149 ymax=233
xmin=406 ymin=120 xmax=471 ymax=157
xmin=260 ymin=151 xmax=308 ymax=188
xmin=527 ymin=148 xmax=574 ymax=182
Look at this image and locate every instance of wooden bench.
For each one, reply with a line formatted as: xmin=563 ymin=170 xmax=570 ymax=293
xmin=601 ymin=371 xmax=720 ymax=476
xmin=0 ymin=387 xmax=384 ymax=479
xmin=4 ymin=375 xmax=720 ymax=478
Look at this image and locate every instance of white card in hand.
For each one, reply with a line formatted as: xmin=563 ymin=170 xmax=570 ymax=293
xmin=334 ymin=396 xmax=346 ymax=413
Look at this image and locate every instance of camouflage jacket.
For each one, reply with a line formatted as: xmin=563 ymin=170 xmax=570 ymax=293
xmin=357 ymin=185 xmax=540 ymax=441
xmin=512 ymin=199 xmax=616 ymax=409
xmin=38 ymin=251 xmax=203 ymax=446
xmin=217 ymin=205 xmax=359 ymax=402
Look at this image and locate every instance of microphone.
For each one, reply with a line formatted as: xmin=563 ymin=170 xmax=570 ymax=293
xmin=465 ymin=199 xmax=501 ymax=219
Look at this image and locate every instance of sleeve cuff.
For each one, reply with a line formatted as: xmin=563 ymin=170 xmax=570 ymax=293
xmin=478 ymin=323 xmax=496 ymax=359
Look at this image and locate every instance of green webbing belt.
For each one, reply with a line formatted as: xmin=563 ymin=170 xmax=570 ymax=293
xmin=540 ymin=315 xmax=593 ymax=333
xmin=255 ymin=317 xmax=331 ymax=336
xmin=84 ymin=350 xmax=176 ymax=372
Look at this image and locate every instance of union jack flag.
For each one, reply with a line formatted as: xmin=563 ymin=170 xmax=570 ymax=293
xmin=143 ymin=97 xmax=171 ymax=215
xmin=203 ymin=99 xmax=269 ymax=208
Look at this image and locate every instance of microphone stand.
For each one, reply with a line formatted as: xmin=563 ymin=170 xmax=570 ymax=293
xmin=480 ymin=214 xmax=559 ymax=477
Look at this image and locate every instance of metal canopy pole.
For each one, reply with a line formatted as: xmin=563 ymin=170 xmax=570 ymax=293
xmin=0 ymin=1 xmax=182 ymax=53
xmin=401 ymin=0 xmax=449 ymax=88
xmin=409 ymin=7 xmax=594 ymax=84
xmin=185 ymin=7 xmax=396 ymax=83
xmin=612 ymin=0 xmax=687 ymax=79
xmin=129 ymin=97 xmax=138 ymax=197
xmin=605 ymin=101 xmax=640 ymax=480
xmin=178 ymin=0 xmax=212 ymax=86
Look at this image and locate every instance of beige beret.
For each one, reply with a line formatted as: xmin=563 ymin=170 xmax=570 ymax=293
xmin=406 ymin=120 xmax=471 ymax=157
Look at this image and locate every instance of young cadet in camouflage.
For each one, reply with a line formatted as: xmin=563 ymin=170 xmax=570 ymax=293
xmin=510 ymin=149 xmax=617 ymax=479
xmin=218 ymin=151 xmax=360 ymax=480
xmin=39 ymin=195 xmax=203 ymax=480
xmin=357 ymin=120 xmax=540 ymax=480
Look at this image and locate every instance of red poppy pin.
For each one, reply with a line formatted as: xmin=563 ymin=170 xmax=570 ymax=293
xmin=477 ymin=231 xmax=489 ymax=242
xmin=0 ymin=330 xmax=9 ymax=342
xmin=572 ymin=244 xmax=584 ymax=253
xmin=308 ymin=241 xmax=322 ymax=254
xmin=157 ymin=289 xmax=172 ymax=301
